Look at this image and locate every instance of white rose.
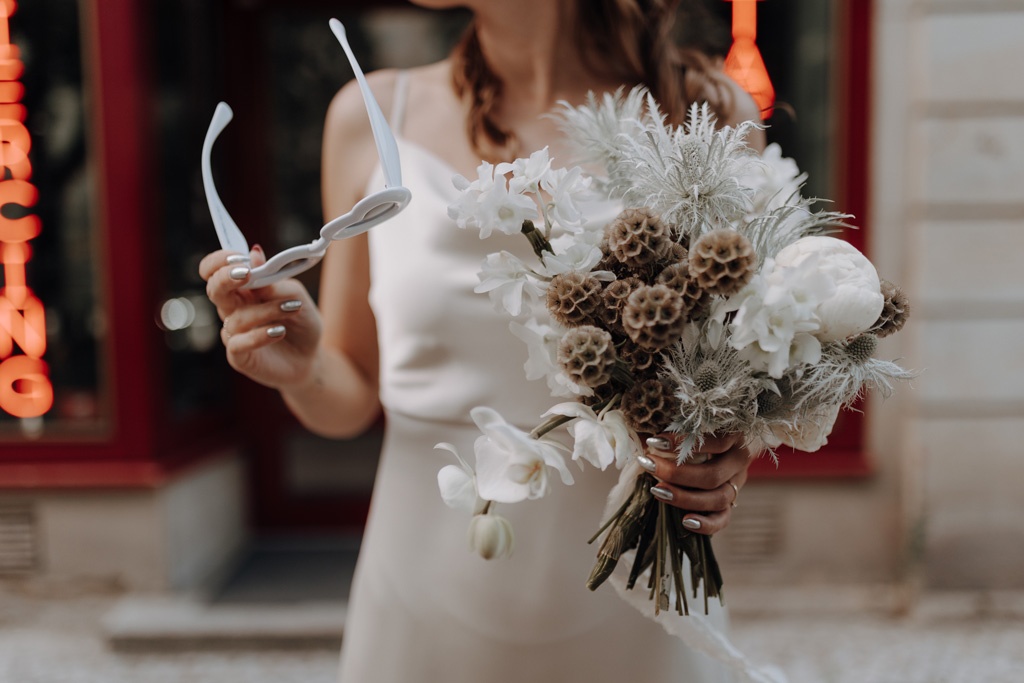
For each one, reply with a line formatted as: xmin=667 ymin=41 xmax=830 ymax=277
xmin=763 ymin=403 xmax=841 ymax=453
xmin=774 ymin=236 xmax=883 ymax=342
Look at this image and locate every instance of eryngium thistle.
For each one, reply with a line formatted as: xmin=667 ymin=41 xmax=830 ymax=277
xmin=606 ymin=207 xmax=672 ymax=269
xmin=873 ymin=280 xmax=910 ymax=338
xmin=844 ymin=334 xmax=878 ymax=364
xmin=558 ymin=325 xmax=617 ymax=388
xmin=688 ymin=229 xmax=756 ymax=296
xmin=656 ymin=262 xmax=710 ymax=319
xmin=622 ymin=378 xmax=680 ymax=435
xmin=546 ymin=271 xmax=604 ymax=327
xmin=622 ymin=284 xmax=687 ymax=350
xmin=601 ymin=276 xmax=644 ymax=329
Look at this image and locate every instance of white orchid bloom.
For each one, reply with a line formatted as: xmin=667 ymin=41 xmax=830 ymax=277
xmin=539 ymin=240 xmax=605 ymax=279
xmin=470 ymin=406 xmax=573 ymax=503
xmin=508 ymin=319 xmax=592 ymax=398
xmin=544 ymin=402 xmax=642 ymax=470
xmin=467 ymin=513 xmax=515 ymax=560
xmin=504 ymin=147 xmax=552 ymax=195
xmin=475 ymin=251 xmax=544 ymax=317
xmin=542 ymin=165 xmax=593 ymax=231
xmin=448 ymin=161 xmax=538 ymax=238
xmin=434 ymin=442 xmax=478 ymax=514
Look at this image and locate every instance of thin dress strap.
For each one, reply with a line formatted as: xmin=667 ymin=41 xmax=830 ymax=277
xmin=390 ymin=70 xmax=410 ymax=135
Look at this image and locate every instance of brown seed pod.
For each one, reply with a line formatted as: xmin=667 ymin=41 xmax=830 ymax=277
xmin=557 ymin=325 xmax=618 ymax=388
xmin=546 ymin=271 xmax=604 ymax=327
xmin=621 ymin=378 xmax=680 ymax=436
xmin=606 ymin=207 xmax=672 ymax=270
xmin=656 ymin=262 xmax=711 ymax=319
xmin=688 ymin=229 xmax=756 ymax=296
xmin=621 ymin=284 xmax=687 ymax=351
xmin=601 ymin=276 xmax=644 ymax=329
xmin=873 ymin=280 xmax=910 ymax=338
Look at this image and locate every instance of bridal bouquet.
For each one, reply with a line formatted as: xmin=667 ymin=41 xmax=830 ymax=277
xmin=435 ymin=88 xmax=913 ymax=615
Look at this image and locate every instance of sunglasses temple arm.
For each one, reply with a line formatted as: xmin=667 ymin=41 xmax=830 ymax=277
xmin=329 ymin=19 xmax=404 ymax=189
xmin=202 ymin=102 xmax=251 ymax=254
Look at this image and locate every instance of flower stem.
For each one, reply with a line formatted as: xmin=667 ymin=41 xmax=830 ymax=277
xmin=522 ymin=219 xmax=553 ymax=259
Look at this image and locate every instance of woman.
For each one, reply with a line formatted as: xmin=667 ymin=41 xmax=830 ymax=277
xmin=201 ymin=1 xmax=766 ymax=680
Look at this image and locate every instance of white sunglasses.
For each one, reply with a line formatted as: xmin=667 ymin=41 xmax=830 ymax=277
xmin=202 ymin=18 xmax=411 ymax=289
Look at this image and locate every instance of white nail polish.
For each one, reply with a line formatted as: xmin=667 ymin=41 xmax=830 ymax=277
xmin=229 ymin=267 xmax=250 ymax=280
xmin=650 ymin=486 xmax=674 ymax=502
xmin=279 ymin=300 xmax=302 ymax=312
xmin=636 ymin=454 xmax=657 ymax=473
xmin=267 ymin=325 xmax=286 ymax=338
xmin=226 ymin=255 xmax=251 ymax=265
xmin=682 ymin=518 xmax=702 ymax=531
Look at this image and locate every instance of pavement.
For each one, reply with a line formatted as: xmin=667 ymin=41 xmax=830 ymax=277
xmin=1 ymin=581 xmax=1023 ymax=683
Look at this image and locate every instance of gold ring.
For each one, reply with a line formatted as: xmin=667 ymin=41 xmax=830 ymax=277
xmin=727 ymin=481 xmax=739 ymax=508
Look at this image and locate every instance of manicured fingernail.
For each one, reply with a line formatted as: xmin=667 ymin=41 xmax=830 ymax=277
xmin=230 ymin=267 xmax=250 ymax=280
xmin=689 ymin=453 xmax=711 ymax=464
xmin=279 ymin=300 xmax=302 ymax=312
xmin=682 ymin=518 xmax=702 ymax=531
xmin=251 ymin=244 xmax=264 ymax=257
xmin=646 ymin=436 xmax=671 ymax=452
xmin=636 ymin=454 xmax=657 ymax=473
xmin=267 ymin=325 xmax=286 ymax=338
xmin=226 ymin=255 xmax=251 ymax=265
xmin=650 ymin=486 xmax=674 ymax=502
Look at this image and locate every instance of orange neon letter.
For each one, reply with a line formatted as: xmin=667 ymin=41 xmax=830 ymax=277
xmin=0 ymin=294 xmax=45 ymax=358
xmin=0 ymin=355 xmax=53 ymax=418
xmin=0 ymin=119 xmax=31 ymax=179
xmin=0 ymin=179 xmax=40 ymax=242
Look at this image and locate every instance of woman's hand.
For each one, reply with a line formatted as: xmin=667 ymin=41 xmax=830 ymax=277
xmin=635 ymin=433 xmax=750 ymax=535
xmin=199 ymin=246 xmax=323 ymax=390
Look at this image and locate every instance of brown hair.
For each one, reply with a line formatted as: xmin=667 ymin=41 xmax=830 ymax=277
xmin=451 ymin=0 xmax=736 ymax=159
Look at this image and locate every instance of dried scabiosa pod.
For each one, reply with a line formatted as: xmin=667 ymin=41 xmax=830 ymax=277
xmin=656 ymin=262 xmax=710 ymax=319
xmin=606 ymin=207 xmax=672 ymax=270
xmin=558 ymin=325 xmax=618 ymax=388
xmin=621 ymin=378 xmax=680 ymax=435
xmin=601 ymin=276 xmax=643 ymax=329
xmin=688 ymin=228 xmax=756 ymax=296
xmin=618 ymin=341 xmax=658 ymax=376
xmin=621 ymin=284 xmax=687 ymax=351
xmin=546 ymin=271 xmax=604 ymax=327
xmin=873 ymin=280 xmax=910 ymax=338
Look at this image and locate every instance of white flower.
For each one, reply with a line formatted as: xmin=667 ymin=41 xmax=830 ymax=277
xmin=539 ymin=239 xmax=605 ymax=278
xmin=724 ymin=256 xmax=833 ymax=378
xmin=541 ymin=165 xmax=593 ymax=230
xmin=435 ymin=442 xmax=478 ymax=513
xmin=774 ymin=236 xmax=884 ymax=342
xmin=504 ymin=147 xmax=552 ymax=195
xmin=467 ymin=513 xmax=515 ymax=560
xmin=448 ymin=161 xmax=538 ymax=238
xmin=475 ymin=251 xmax=543 ymax=317
xmin=508 ymin=319 xmax=592 ymax=398
xmin=741 ymin=142 xmax=807 ymax=214
xmin=763 ymin=403 xmax=841 ymax=453
xmin=544 ymin=402 xmax=641 ymax=470
xmin=470 ymin=406 xmax=573 ymax=503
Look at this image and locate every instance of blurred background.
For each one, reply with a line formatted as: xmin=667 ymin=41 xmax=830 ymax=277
xmin=0 ymin=0 xmax=1022 ymax=680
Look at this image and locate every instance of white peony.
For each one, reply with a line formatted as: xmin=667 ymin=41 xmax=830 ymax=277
xmin=470 ymin=406 xmax=573 ymax=503
xmin=774 ymin=236 xmax=884 ymax=342
xmin=762 ymin=403 xmax=841 ymax=453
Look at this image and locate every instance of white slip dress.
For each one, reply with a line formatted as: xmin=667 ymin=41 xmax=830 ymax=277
xmin=337 ymin=72 xmax=734 ymax=683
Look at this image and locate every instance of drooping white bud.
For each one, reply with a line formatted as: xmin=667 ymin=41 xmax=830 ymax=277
xmin=467 ymin=513 xmax=515 ymax=560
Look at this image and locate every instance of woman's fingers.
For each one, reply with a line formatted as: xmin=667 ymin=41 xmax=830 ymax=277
xmin=222 ymin=297 xmax=304 ymax=340
xmin=639 ymin=440 xmax=749 ymax=490
xmin=649 ymin=479 xmax=739 ymax=513
xmin=678 ymin=508 xmax=731 ymax=536
xmin=222 ymin=322 xmax=288 ymax=363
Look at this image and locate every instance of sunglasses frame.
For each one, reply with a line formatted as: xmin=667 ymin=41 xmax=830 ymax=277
xmin=201 ymin=19 xmax=411 ymax=289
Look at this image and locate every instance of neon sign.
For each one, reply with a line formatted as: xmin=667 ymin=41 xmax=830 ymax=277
xmin=0 ymin=0 xmax=53 ymax=419
xmin=724 ymin=0 xmax=775 ymax=118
